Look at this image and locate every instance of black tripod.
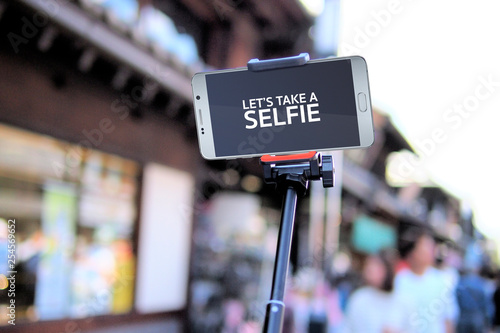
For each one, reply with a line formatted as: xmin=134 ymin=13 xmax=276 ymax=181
xmin=247 ymin=53 xmax=335 ymax=333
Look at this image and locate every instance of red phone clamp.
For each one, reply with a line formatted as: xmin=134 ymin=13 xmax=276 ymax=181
xmin=260 ymin=151 xmax=334 ymax=195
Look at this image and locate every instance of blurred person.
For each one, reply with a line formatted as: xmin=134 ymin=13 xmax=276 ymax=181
xmin=308 ymin=277 xmax=330 ymax=333
xmin=494 ymin=271 xmax=500 ymax=332
xmin=334 ymin=270 xmax=363 ymax=313
xmin=455 ymin=266 xmax=489 ymax=333
xmin=395 ymin=227 xmax=458 ymax=333
xmin=324 ymin=277 xmax=344 ymax=333
xmin=342 ymin=249 xmax=415 ymax=333
xmin=479 ymin=266 xmax=497 ymax=331
xmin=435 ymin=246 xmax=460 ymax=295
xmin=434 ymin=245 xmax=460 ymax=326
xmin=222 ymin=299 xmax=245 ymax=333
xmin=14 ymin=229 xmax=44 ymax=318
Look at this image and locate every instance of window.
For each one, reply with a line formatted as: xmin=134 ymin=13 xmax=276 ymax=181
xmin=0 ymin=124 xmax=139 ymax=325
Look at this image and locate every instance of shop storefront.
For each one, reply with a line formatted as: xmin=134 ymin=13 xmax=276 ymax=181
xmin=0 ymin=124 xmax=139 ymax=323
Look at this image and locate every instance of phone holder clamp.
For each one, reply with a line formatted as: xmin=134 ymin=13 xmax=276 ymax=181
xmin=261 ymin=151 xmax=334 ymax=196
xmin=247 ymin=53 xmax=310 ymax=72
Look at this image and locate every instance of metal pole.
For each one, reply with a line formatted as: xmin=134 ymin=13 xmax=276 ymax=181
xmin=263 ymin=187 xmax=298 ymax=333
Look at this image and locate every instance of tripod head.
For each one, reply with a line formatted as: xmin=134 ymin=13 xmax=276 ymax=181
xmin=260 ymin=151 xmax=334 ymax=196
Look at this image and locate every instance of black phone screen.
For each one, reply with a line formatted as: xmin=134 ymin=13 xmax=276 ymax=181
xmin=205 ymin=59 xmax=360 ymax=157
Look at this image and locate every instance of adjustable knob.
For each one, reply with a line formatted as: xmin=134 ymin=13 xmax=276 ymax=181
xmin=321 ymin=155 xmax=334 ymax=188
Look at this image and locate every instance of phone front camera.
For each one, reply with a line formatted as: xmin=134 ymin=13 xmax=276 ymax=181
xmin=196 ymin=95 xmax=200 ymax=100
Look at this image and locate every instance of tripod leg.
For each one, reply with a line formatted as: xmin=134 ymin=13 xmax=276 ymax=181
xmin=263 ymin=187 xmax=297 ymax=333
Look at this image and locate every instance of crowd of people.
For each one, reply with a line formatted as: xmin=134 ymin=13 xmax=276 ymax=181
xmin=218 ymin=225 xmax=499 ymax=333
xmin=339 ymin=226 xmax=500 ymax=333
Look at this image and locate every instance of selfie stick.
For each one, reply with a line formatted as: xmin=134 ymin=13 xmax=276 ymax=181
xmin=248 ymin=51 xmax=335 ymax=333
xmin=259 ymin=151 xmax=334 ymax=333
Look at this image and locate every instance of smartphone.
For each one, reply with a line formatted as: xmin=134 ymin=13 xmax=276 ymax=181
xmin=191 ymin=56 xmax=374 ymax=160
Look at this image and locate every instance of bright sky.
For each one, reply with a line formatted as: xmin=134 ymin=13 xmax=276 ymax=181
xmin=338 ymin=0 xmax=500 ymax=247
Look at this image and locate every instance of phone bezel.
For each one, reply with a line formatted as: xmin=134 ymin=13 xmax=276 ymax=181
xmin=192 ymin=56 xmax=374 ymax=160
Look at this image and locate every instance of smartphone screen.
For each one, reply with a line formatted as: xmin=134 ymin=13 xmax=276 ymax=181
xmin=193 ymin=57 xmax=373 ymax=159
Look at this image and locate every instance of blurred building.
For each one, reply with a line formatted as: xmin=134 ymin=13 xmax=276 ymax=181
xmin=339 ymin=109 xmax=491 ymax=271
xmin=0 ymin=0 xmax=314 ymax=331
xmin=0 ymin=1 xmax=495 ymax=332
